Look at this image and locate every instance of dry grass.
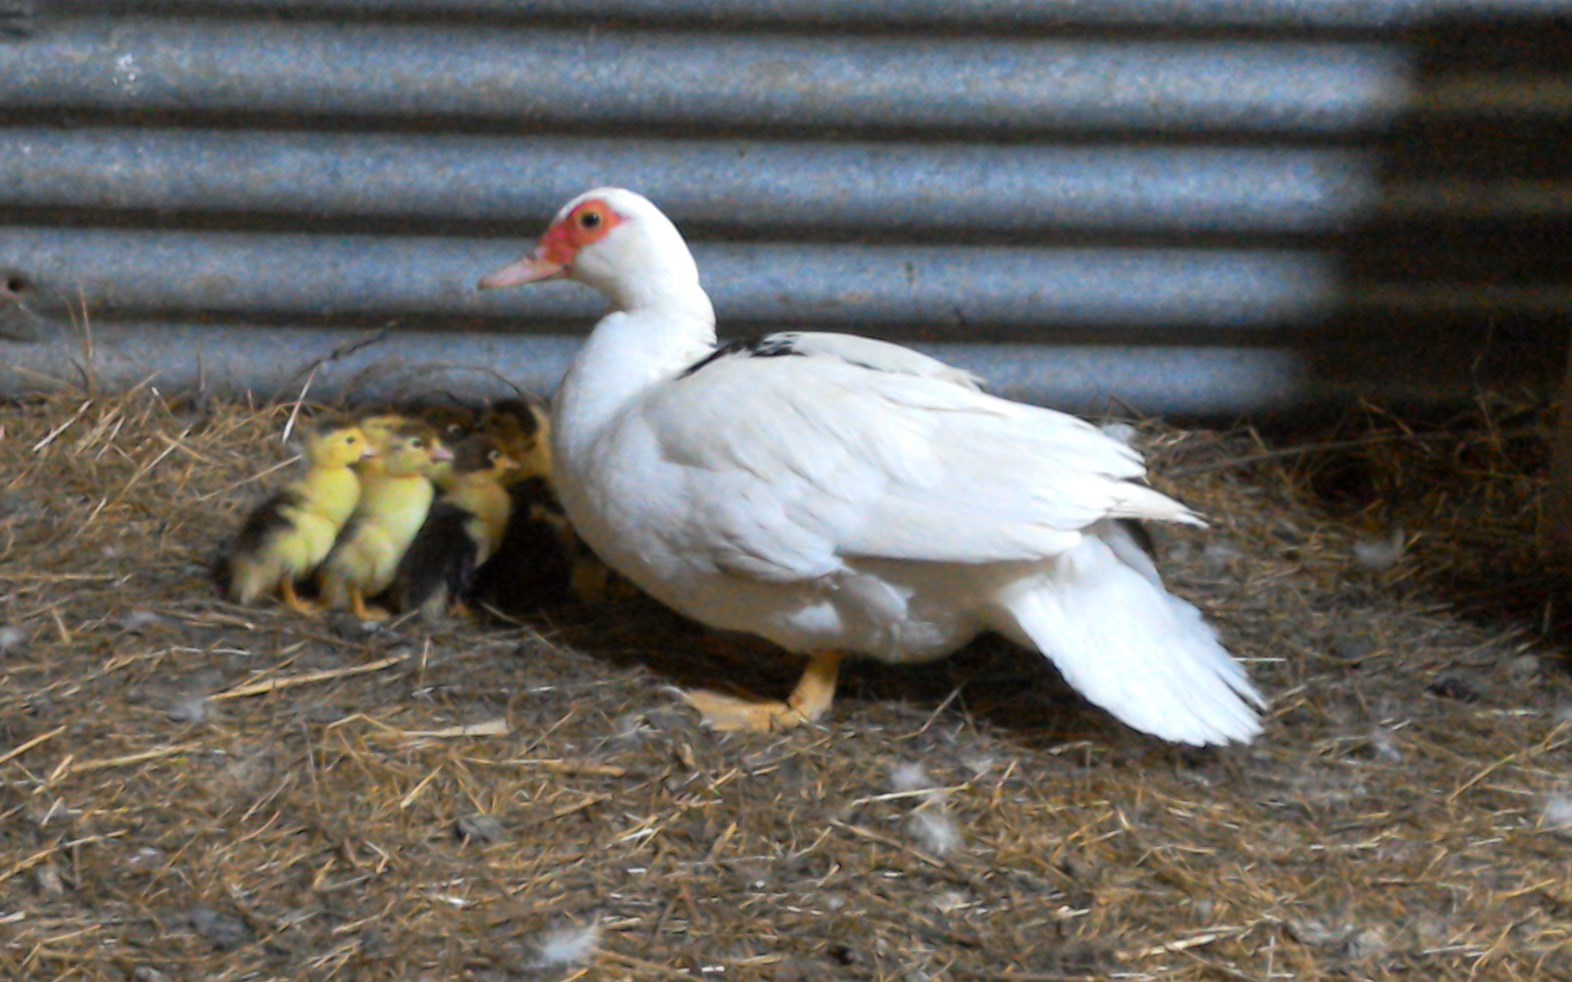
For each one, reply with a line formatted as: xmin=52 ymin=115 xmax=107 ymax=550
xmin=2 ymin=386 xmax=1571 ymax=981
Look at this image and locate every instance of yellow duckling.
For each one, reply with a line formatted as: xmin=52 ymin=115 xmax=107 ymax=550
xmin=228 ymin=417 xmax=373 ymax=613
xmin=357 ymin=412 xmax=412 ymax=453
xmin=392 ymin=433 xmax=518 ymax=620
xmin=318 ymin=421 xmax=453 ymax=621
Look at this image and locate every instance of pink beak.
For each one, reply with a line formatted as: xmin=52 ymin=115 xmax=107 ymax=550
xmin=432 ymin=444 xmax=455 ymax=463
xmin=477 ymin=246 xmax=566 ymax=291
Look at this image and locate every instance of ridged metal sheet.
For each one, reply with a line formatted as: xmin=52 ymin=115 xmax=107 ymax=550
xmin=7 ymin=20 xmax=1410 ymax=133
xmin=0 ymin=128 xmax=1378 ymax=235
xmin=3 ymin=2 xmax=1571 ymax=415
xmin=54 ymin=0 xmax=1572 ymax=30
xmin=3 ymin=320 xmax=1306 ymax=417
xmin=0 ymin=228 xmax=1340 ymax=329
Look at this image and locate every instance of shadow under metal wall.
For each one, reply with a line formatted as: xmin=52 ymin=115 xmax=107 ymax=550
xmin=1309 ymin=15 xmax=1572 ymax=408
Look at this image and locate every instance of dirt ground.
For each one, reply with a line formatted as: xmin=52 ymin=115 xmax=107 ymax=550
xmin=2 ymin=386 xmax=1570 ymax=981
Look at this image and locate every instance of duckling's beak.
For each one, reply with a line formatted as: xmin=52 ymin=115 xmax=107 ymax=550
xmin=477 ymin=245 xmax=565 ymax=290
xmin=360 ymin=446 xmax=377 ymax=461
xmin=432 ymin=444 xmax=455 ymax=463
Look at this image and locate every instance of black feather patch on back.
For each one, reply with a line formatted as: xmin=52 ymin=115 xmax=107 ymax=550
xmin=472 ymin=477 xmax=576 ymax=612
xmin=232 ymin=487 xmax=306 ymax=557
xmin=679 ymin=333 xmax=802 ymax=378
xmin=391 ymin=502 xmax=480 ymax=615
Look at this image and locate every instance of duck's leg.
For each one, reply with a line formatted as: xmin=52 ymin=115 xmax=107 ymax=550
xmin=279 ymin=578 xmax=321 ymax=615
xmin=349 ymin=587 xmax=391 ymax=623
xmin=683 ymin=651 xmax=843 ymax=733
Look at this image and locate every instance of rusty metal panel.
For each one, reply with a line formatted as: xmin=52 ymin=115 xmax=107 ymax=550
xmin=3 ymin=2 xmax=1571 ymax=415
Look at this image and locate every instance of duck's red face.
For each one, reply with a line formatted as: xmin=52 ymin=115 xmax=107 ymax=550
xmin=477 ymin=198 xmax=625 ymax=290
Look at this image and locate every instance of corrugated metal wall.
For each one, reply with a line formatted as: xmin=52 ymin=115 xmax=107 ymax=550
xmin=2 ymin=0 xmax=1570 ymax=415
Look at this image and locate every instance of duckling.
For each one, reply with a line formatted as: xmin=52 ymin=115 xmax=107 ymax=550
xmin=416 ymin=403 xmax=476 ymax=447
xmin=228 ymin=417 xmax=373 ymax=613
xmin=318 ymin=421 xmax=453 ymax=621
xmin=471 ymin=397 xmax=623 ymax=611
xmin=477 ymin=396 xmax=552 ymax=478
xmin=391 ymin=434 xmax=518 ymax=620
xmin=361 ymin=409 xmax=459 ymax=485
xmin=358 ymin=412 xmax=413 ymax=454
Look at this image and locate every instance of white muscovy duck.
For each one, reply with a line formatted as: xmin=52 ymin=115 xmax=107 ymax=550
xmin=478 ymin=188 xmax=1266 ymax=745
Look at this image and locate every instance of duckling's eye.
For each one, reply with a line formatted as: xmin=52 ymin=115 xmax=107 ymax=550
xmin=410 ymin=439 xmax=425 ymax=450
xmin=579 ymin=210 xmax=602 ymax=230
xmin=488 ymin=451 xmax=501 ymax=463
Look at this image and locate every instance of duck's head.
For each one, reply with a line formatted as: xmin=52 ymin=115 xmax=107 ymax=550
xmin=303 ymin=418 xmax=374 ymax=468
xmin=477 ymin=396 xmax=552 ymax=481
xmin=358 ymin=413 xmax=410 ymax=456
xmin=477 ymin=188 xmax=702 ymax=311
xmin=450 ymin=434 xmax=519 ymax=480
xmin=382 ymin=422 xmax=455 ymax=478
xmin=416 ymin=404 xmax=475 ymax=444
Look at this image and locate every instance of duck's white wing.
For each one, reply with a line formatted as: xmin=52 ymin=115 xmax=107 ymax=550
xmin=761 ymin=332 xmax=984 ymax=389
xmin=642 ymin=339 xmax=1197 ymax=582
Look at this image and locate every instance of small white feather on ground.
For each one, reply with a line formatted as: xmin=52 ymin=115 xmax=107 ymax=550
xmin=891 ymin=763 xmax=963 ymax=855
xmin=1539 ymin=793 xmax=1572 ymax=839
xmin=533 ymin=921 xmax=601 ymax=967
xmin=906 ymin=809 xmax=961 ymax=856
xmin=1352 ymin=529 xmax=1406 ymax=571
xmin=888 ymin=762 xmax=932 ymax=794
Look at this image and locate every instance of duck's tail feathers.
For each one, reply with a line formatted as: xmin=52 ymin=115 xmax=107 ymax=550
xmin=991 ymin=536 xmax=1265 ymax=746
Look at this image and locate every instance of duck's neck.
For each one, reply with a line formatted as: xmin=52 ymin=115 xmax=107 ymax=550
xmin=554 ymin=280 xmax=717 ymax=460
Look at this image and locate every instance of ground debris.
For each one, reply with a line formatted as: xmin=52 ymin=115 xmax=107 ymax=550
xmin=2 ymin=390 xmax=1571 ymax=980
xmin=185 ymin=907 xmax=253 ymax=951
xmin=454 ymin=813 xmax=505 ymax=844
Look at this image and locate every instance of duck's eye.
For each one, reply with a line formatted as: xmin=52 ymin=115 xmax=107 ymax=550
xmin=579 ymin=210 xmax=602 ymax=230
xmin=410 ymin=439 xmax=424 ymax=450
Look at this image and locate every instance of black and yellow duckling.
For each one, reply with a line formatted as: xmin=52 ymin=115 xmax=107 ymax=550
xmin=470 ymin=397 xmax=628 ymax=611
xmin=318 ymin=421 xmax=452 ymax=621
xmin=415 ymin=403 xmax=476 ymax=446
xmin=477 ymin=396 xmax=552 ymax=476
xmin=228 ymin=417 xmax=373 ymax=613
xmin=391 ymin=433 xmax=518 ymax=620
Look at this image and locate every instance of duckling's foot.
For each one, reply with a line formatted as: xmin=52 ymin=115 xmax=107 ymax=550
xmin=349 ymin=591 xmax=391 ymax=623
xmin=682 ymin=651 xmax=843 ymax=733
xmin=284 ymin=596 xmax=325 ymax=615
xmin=280 ymin=580 xmax=322 ymax=616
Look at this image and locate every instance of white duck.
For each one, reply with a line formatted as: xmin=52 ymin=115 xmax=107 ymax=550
xmin=478 ymin=188 xmax=1265 ymax=745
